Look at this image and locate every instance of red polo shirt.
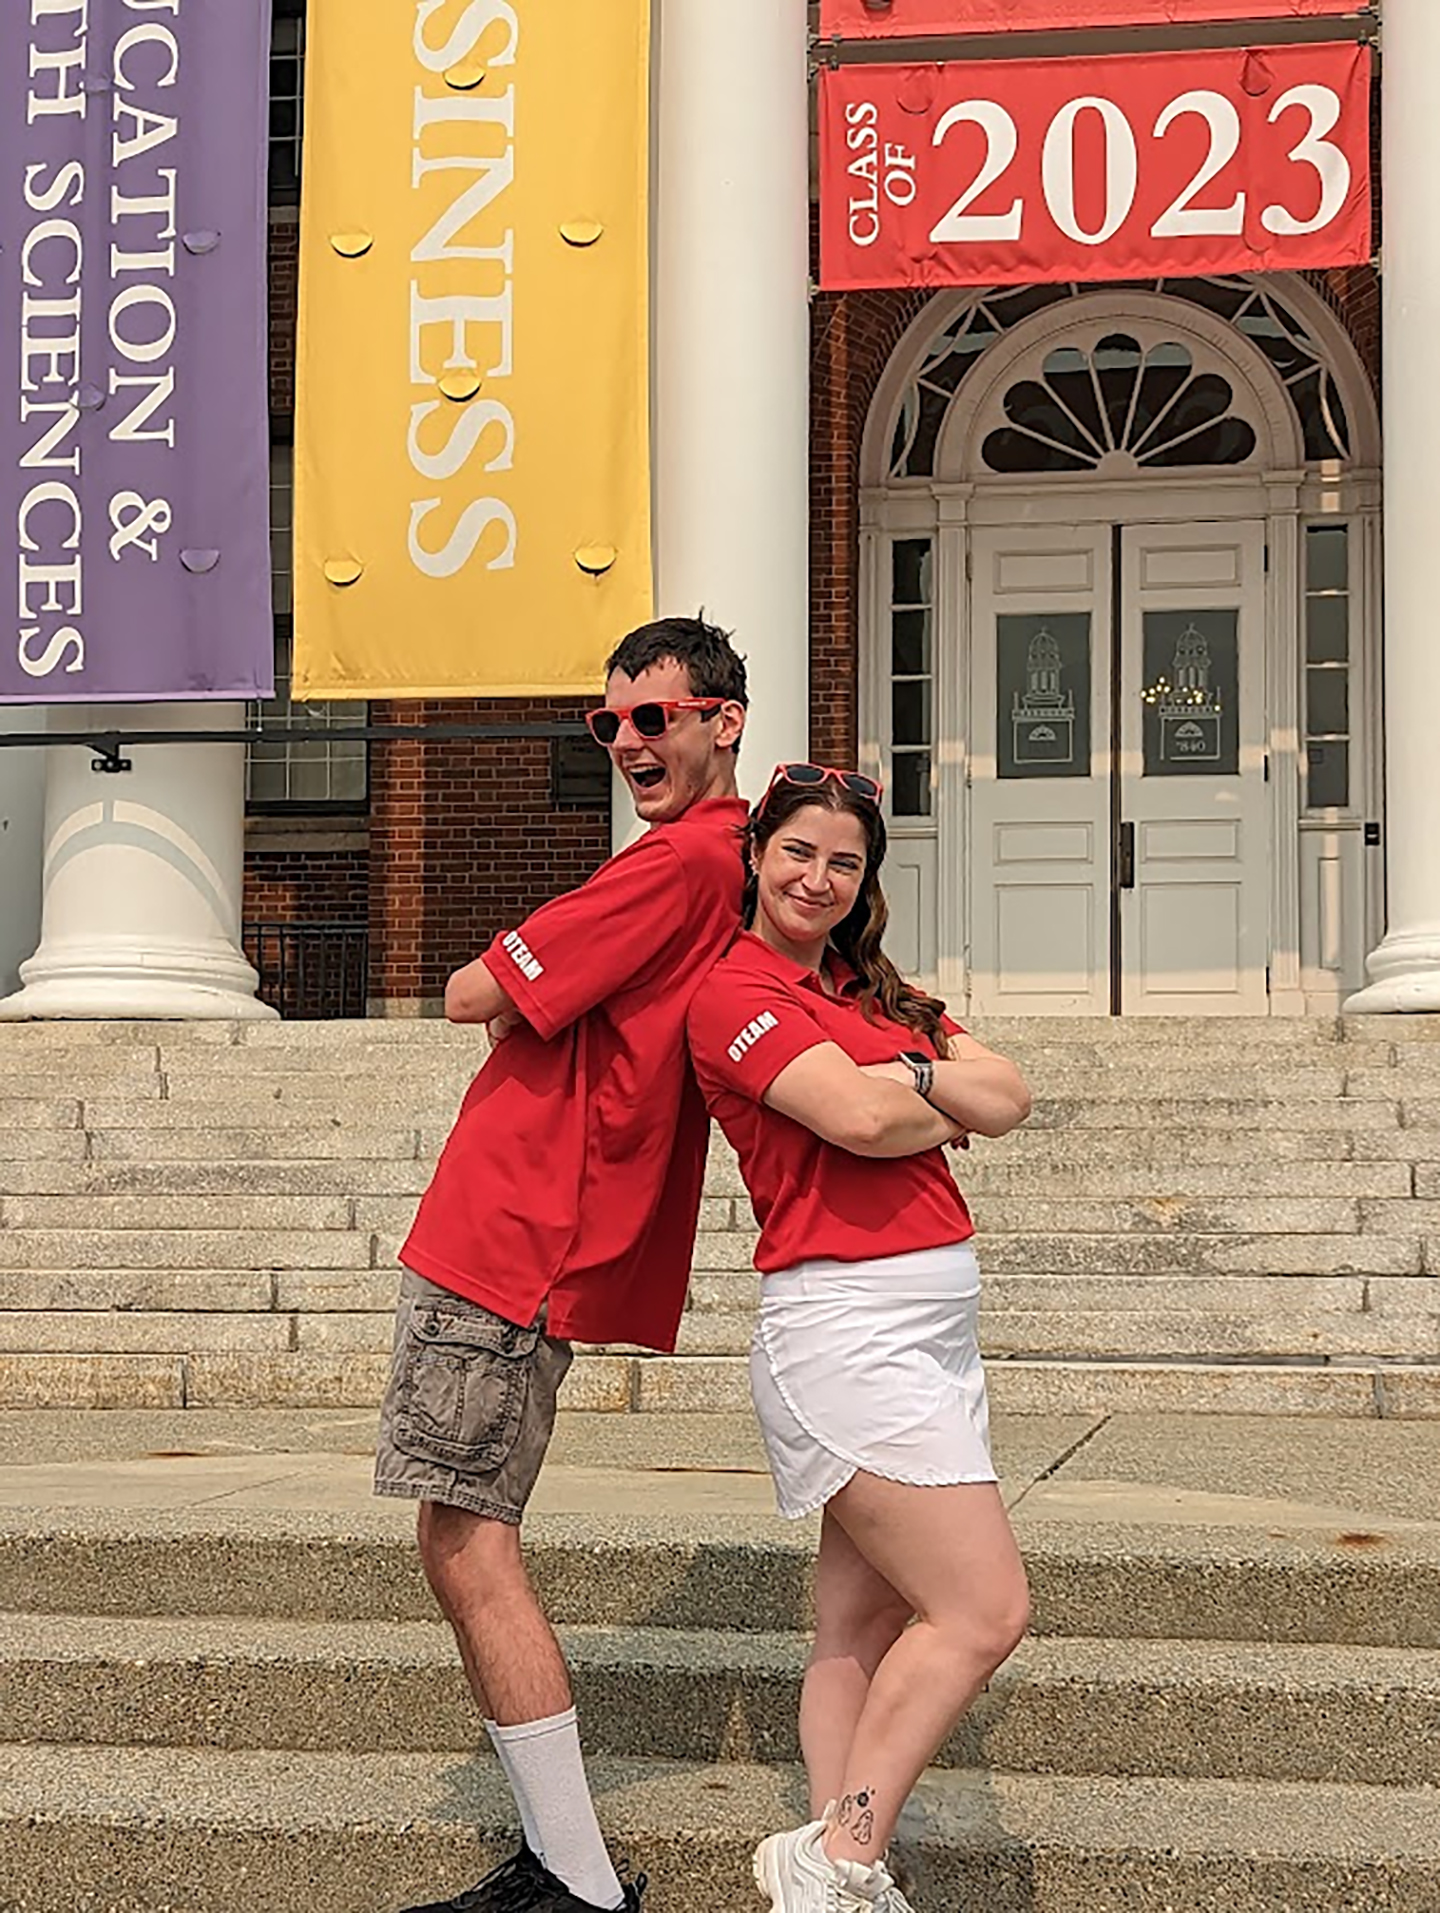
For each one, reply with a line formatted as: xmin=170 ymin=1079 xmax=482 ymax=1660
xmin=687 ymin=931 xmax=974 ymax=1275
xmin=401 ymin=797 xmax=748 ymax=1350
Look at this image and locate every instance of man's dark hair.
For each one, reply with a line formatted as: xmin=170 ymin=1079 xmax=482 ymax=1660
xmin=605 ymin=615 xmax=749 ymax=713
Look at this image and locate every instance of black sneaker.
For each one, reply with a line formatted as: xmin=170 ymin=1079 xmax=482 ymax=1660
xmin=399 ymin=1841 xmax=546 ymax=1912
xmin=519 ymin=1859 xmax=647 ymax=1913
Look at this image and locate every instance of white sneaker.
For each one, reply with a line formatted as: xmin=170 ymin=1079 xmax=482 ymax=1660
xmin=753 ymin=1820 xmax=893 ymax=1913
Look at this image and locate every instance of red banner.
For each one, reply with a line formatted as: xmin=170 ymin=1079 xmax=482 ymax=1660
xmin=820 ymin=43 xmax=1371 ymax=289
xmin=823 ymin=0 xmax=1363 ymax=37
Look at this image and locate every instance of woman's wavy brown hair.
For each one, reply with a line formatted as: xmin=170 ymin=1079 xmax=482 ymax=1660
xmin=743 ymin=778 xmax=950 ymax=1054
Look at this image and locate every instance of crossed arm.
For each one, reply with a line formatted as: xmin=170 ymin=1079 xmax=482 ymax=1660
xmin=762 ymin=1031 xmax=1030 ymax=1160
xmin=444 ymin=955 xmax=518 ymax=1031
xmin=873 ymin=1032 xmax=1032 ymax=1140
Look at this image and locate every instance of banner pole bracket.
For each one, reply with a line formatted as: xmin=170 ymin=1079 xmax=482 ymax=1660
xmin=88 ymin=736 xmax=132 ymax=776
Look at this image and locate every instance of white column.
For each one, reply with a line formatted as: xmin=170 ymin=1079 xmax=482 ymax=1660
xmin=1346 ymin=0 xmax=1440 ymax=1011
xmin=0 ymin=713 xmax=46 ymax=999
xmin=637 ymin=0 xmax=811 ymax=829
xmin=0 ymin=704 xmax=274 ymax=1021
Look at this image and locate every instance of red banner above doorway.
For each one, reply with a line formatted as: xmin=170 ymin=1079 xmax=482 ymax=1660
xmin=819 ymin=41 xmax=1371 ymax=289
xmin=821 ymin=0 xmax=1365 ymax=38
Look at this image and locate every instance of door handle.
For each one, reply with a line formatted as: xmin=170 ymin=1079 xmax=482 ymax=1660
xmin=1118 ymin=820 xmax=1136 ymax=891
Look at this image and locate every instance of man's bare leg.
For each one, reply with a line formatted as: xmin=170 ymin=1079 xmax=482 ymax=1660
xmin=417 ymin=1502 xmax=624 ymax=1908
xmin=419 ymin=1502 xmax=572 ymax=1722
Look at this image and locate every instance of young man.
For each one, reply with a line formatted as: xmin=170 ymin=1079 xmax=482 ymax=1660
xmin=375 ymin=617 xmax=750 ymax=1913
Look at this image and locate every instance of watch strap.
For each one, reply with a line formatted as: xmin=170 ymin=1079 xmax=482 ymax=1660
xmin=898 ymin=1049 xmax=936 ymax=1100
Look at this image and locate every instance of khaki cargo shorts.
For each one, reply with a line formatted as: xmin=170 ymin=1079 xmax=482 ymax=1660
xmin=374 ymin=1269 xmax=573 ymax=1524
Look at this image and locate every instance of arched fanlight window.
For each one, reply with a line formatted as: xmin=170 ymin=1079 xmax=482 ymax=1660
xmin=981 ymin=335 xmax=1258 ymax=475
xmin=888 ymin=277 xmax=1351 ymax=480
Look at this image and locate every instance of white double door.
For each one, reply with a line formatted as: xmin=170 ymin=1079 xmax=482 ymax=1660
xmin=968 ymin=519 xmax=1269 ymax=1016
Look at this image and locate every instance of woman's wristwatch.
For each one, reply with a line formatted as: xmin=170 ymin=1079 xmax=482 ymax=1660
xmin=899 ymin=1049 xmax=966 ymax=1144
xmin=897 ymin=1049 xmax=939 ymax=1104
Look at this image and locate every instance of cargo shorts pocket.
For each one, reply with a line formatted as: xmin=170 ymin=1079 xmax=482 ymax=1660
xmin=395 ymin=1305 xmax=541 ymax=1473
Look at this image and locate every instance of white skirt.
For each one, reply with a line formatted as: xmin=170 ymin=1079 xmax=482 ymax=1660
xmin=750 ymin=1241 xmax=996 ymax=1520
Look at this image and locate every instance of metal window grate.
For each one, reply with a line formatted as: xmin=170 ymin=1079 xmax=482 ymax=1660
xmin=244 ymin=921 xmax=369 ymax=1020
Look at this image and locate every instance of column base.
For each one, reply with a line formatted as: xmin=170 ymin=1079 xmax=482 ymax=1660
xmin=1343 ymin=927 xmax=1440 ymax=1014
xmin=0 ymin=937 xmax=277 ymax=1022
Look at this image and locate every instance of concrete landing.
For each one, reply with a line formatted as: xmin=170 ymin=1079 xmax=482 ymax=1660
xmin=0 ymin=1406 xmax=1436 ymax=1537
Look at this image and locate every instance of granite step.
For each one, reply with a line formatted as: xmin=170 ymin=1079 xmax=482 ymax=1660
xmin=0 ymin=1160 xmax=433 ymax=1197
xmin=684 ymin=1232 xmax=1433 ymax=1278
xmin=663 ymin=1308 xmax=1440 ymax=1363
xmin=3 ymin=1346 xmax=1439 ymax=1416
xmin=0 ymin=1230 xmax=376 ymax=1271
xmin=5 ymin=1497 xmax=1439 ymax=1648
xmin=684 ymin=1272 xmax=1434 ymax=1316
xmin=85 ymin=1125 xmax=425 ymax=1162
xmin=627 ymin=1354 xmax=1440 ymax=1421
xmin=3 ymin=1612 xmax=1435 ymax=1787
xmin=3 ymin=1748 xmax=1438 ymax=1913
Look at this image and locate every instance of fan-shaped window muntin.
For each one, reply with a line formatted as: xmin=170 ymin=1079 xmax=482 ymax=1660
xmin=981 ymin=334 xmax=1258 ymax=476
xmin=888 ymin=277 xmax=1352 ymax=480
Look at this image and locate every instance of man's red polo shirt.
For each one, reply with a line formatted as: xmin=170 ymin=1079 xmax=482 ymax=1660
xmin=401 ymin=797 xmax=748 ymax=1351
xmin=687 ymin=932 xmax=974 ymax=1274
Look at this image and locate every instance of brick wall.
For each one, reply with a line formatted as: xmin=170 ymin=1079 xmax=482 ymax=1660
xmin=366 ymin=702 xmax=609 ymax=1005
xmin=1310 ymin=265 xmax=1381 ymax=404
xmin=243 ymin=848 xmax=367 ymax=924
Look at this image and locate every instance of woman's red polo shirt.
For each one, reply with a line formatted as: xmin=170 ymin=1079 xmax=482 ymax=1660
xmin=401 ymin=797 xmax=748 ymax=1351
xmin=687 ymin=932 xmax=974 ymax=1275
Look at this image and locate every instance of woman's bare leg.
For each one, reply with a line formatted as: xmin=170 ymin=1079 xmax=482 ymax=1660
xmin=800 ymin=1504 xmax=912 ymax=1815
xmin=817 ymin=1474 xmax=1029 ymax=1869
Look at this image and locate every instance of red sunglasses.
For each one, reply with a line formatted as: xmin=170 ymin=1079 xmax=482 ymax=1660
xmin=759 ymin=763 xmax=884 ymax=811
xmin=586 ymin=698 xmax=722 ymax=746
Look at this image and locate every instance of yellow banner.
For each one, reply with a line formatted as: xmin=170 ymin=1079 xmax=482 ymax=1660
xmin=293 ymin=1 xmax=652 ymax=698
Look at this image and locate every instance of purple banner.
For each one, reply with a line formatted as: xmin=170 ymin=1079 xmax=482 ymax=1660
xmin=3 ymin=0 xmax=274 ymax=702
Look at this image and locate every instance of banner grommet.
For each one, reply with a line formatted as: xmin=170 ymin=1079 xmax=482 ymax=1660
xmin=438 ymin=372 xmax=483 ymax=403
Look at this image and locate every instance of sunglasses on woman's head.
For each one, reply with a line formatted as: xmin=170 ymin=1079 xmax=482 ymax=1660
xmin=761 ymin=763 xmax=884 ymax=811
xmin=586 ymin=698 xmax=723 ymax=747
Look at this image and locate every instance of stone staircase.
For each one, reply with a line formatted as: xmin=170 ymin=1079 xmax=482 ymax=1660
xmin=2 ymin=1015 xmax=1439 ymax=1416
xmin=1 ymin=1409 xmax=1439 ymax=1909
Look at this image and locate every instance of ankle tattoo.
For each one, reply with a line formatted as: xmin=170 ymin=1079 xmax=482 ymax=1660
xmin=834 ymin=1787 xmax=877 ymax=1849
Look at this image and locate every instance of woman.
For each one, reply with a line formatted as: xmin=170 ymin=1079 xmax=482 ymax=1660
xmin=686 ymin=763 xmax=1033 ymax=1913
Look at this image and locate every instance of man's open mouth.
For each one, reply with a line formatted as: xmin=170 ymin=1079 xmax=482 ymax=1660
xmin=630 ymin=766 xmax=666 ymax=791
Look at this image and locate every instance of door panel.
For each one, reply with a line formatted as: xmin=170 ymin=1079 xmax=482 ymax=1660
xmin=883 ymin=836 xmax=938 ymax=985
xmin=969 ymin=527 xmax=1111 ymax=1016
xmin=1119 ymin=521 xmax=1268 ymax=1015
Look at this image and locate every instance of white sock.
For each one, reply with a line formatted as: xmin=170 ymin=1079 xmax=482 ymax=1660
xmin=488 ymin=1708 xmax=624 ymax=1909
xmin=484 ymin=1719 xmax=544 ymax=1859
